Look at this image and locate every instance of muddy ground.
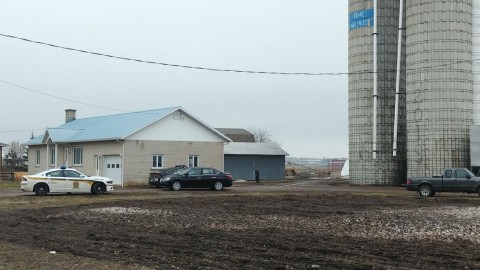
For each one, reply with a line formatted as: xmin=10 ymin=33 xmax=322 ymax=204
xmin=1 ymin=181 xmax=480 ymax=269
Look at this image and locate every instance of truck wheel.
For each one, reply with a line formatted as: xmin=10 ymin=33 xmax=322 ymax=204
xmin=418 ymin=185 xmax=434 ymax=197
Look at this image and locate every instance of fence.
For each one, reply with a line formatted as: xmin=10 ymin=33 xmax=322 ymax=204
xmin=0 ymin=172 xmax=14 ymax=181
xmin=0 ymin=166 xmax=27 ymax=181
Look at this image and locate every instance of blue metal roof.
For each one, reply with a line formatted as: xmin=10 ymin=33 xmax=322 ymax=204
xmin=46 ymin=128 xmax=83 ymax=142
xmin=24 ymin=107 xmax=180 ymax=145
xmin=23 ymin=134 xmax=44 ymax=145
xmin=59 ymin=107 xmax=179 ymax=142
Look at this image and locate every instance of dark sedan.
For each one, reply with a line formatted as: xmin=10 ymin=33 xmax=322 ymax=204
xmin=158 ymin=167 xmax=233 ymax=191
xmin=149 ymin=166 xmax=186 ymax=188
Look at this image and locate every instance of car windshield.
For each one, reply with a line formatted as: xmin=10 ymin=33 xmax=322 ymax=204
xmin=168 ymin=167 xmax=183 ymax=174
xmin=176 ymin=167 xmax=206 ymax=175
xmin=457 ymin=169 xmax=475 ymax=178
xmin=175 ymin=168 xmax=191 ymax=175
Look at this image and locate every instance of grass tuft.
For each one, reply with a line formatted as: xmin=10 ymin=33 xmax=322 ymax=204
xmin=0 ymin=181 xmax=20 ymax=190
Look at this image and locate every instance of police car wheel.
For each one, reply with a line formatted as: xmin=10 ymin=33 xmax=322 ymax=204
xmin=34 ymin=184 xmax=49 ymax=196
xmin=91 ymin=183 xmax=106 ymax=195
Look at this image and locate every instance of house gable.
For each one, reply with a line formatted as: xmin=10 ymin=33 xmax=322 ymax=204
xmin=126 ymin=110 xmax=228 ymax=142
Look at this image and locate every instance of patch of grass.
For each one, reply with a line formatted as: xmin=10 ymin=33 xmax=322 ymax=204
xmin=0 ymin=181 xmax=19 ymax=190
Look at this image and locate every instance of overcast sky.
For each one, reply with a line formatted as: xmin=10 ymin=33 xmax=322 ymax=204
xmin=0 ymin=1 xmax=348 ymax=158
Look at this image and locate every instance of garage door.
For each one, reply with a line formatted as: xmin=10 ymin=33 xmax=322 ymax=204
xmin=104 ymin=155 xmax=122 ymax=185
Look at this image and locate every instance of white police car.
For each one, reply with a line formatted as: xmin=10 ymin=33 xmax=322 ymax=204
xmin=21 ymin=167 xmax=114 ymax=196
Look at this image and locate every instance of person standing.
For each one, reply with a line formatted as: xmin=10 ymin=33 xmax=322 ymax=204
xmin=255 ymin=167 xmax=260 ymax=183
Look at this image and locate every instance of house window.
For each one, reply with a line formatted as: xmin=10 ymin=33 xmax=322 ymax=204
xmin=50 ymin=148 xmax=56 ymax=166
xmin=73 ymin=147 xmax=83 ymax=165
xmin=188 ymin=156 xmax=199 ymax=167
xmin=35 ymin=149 xmax=40 ymax=167
xmin=152 ymin=155 xmax=163 ymax=168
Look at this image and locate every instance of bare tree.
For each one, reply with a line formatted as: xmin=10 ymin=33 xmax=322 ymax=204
xmin=249 ymin=127 xmax=273 ymax=143
xmin=7 ymin=141 xmax=25 ymax=168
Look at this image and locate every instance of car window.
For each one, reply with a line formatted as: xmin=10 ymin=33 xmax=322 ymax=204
xmin=176 ymin=168 xmax=189 ymax=175
xmin=202 ymin=168 xmax=215 ymax=175
xmin=455 ymin=169 xmax=468 ymax=179
xmin=189 ymin=168 xmax=202 ymax=175
xmin=444 ymin=170 xmax=452 ymax=178
xmin=64 ymin=170 xmax=82 ymax=178
xmin=46 ymin=170 xmax=63 ymax=177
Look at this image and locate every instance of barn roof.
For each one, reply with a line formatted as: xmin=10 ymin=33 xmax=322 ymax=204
xmin=224 ymin=142 xmax=289 ymax=156
xmin=215 ymin=128 xmax=255 ymax=142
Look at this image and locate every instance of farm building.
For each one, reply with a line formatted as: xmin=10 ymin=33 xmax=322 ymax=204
xmin=0 ymin=142 xmax=7 ymax=167
xmin=349 ymin=1 xmax=475 ymax=185
xmin=23 ymin=107 xmax=231 ymax=186
xmin=224 ymin=142 xmax=288 ymax=180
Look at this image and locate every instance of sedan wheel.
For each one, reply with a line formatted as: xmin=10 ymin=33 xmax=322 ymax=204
xmin=34 ymin=184 xmax=49 ymax=196
xmin=213 ymin=181 xmax=223 ymax=191
xmin=91 ymin=183 xmax=106 ymax=195
xmin=171 ymin=181 xmax=182 ymax=191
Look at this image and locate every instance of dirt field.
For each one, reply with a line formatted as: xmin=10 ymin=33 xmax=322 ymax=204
xmin=1 ymin=180 xmax=480 ymax=269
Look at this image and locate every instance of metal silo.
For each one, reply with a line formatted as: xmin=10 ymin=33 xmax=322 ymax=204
xmin=406 ymin=0 xmax=473 ymax=177
xmin=348 ymin=0 xmax=407 ymax=185
xmin=472 ymin=0 xmax=480 ymax=174
xmin=474 ymin=0 xmax=480 ymax=125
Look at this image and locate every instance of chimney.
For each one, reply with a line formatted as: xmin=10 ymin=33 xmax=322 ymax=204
xmin=65 ymin=109 xmax=77 ymax=123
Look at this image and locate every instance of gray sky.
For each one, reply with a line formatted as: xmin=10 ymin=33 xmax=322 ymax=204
xmin=0 ymin=1 xmax=348 ymax=158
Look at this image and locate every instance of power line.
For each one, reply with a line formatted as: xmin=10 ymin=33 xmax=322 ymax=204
xmin=0 ymin=129 xmax=43 ymax=134
xmin=0 ymin=58 xmax=475 ymax=117
xmin=0 ymin=79 xmax=131 ymax=112
xmin=0 ymin=33 xmax=348 ymax=76
xmin=0 ymin=33 xmax=475 ymax=76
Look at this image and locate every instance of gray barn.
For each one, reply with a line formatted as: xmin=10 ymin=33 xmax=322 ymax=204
xmin=224 ymin=142 xmax=288 ymax=180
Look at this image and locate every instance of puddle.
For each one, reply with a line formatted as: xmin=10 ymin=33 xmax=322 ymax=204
xmin=90 ymin=207 xmax=173 ymax=215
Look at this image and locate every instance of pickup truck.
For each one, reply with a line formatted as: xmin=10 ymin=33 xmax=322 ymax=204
xmin=406 ymin=168 xmax=480 ymax=197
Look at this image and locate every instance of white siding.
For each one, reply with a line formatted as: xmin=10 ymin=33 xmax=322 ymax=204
xmin=126 ymin=112 xmax=225 ymax=142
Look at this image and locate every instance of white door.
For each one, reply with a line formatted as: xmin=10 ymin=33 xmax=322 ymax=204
xmin=63 ymin=148 xmax=69 ymax=167
xmin=103 ymin=155 xmax=122 ymax=186
xmin=95 ymin=156 xmax=101 ymax=176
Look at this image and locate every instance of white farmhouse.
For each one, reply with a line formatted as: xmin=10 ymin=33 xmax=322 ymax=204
xmin=23 ymin=107 xmax=231 ymax=186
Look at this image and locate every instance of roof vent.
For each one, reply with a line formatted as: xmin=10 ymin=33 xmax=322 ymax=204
xmin=65 ymin=109 xmax=77 ymax=123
